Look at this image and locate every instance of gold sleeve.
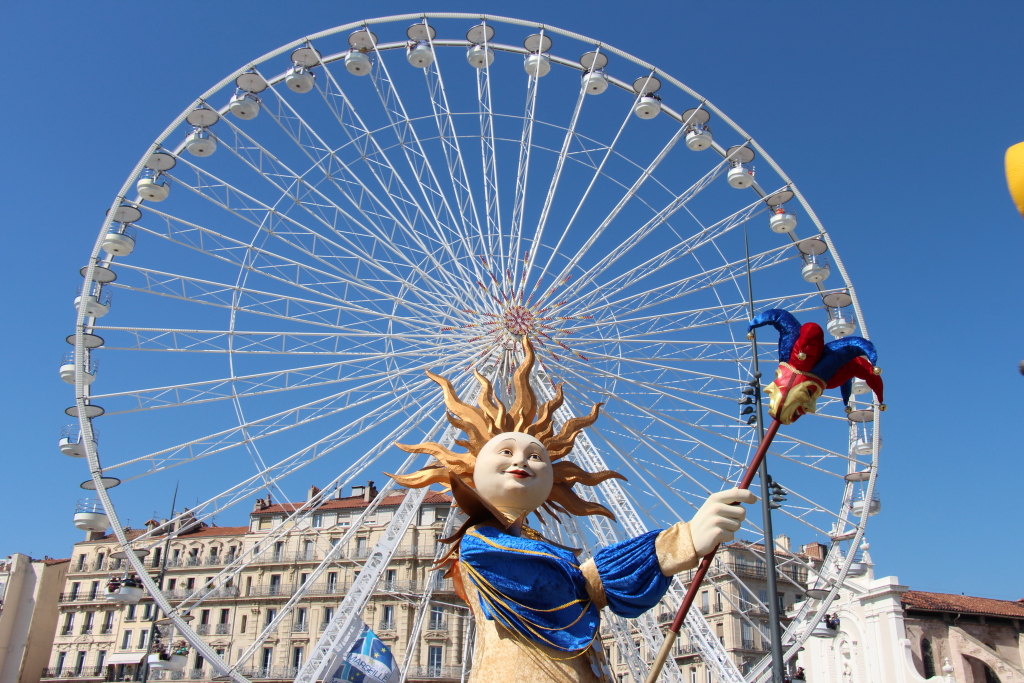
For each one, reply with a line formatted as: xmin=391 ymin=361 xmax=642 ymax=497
xmin=655 ymin=522 xmax=698 ymax=576
xmin=579 ymin=558 xmax=608 ymax=610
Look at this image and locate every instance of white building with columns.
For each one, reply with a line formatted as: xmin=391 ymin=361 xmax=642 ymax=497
xmin=794 ymin=547 xmax=1023 ymax=683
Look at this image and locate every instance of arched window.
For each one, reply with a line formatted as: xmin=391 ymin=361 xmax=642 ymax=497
xmin=921 ymin=639 xmax=935 ymax=678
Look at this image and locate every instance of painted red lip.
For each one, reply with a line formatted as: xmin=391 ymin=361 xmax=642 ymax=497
xmin=505 ymin=468 xmax=532 ymax=479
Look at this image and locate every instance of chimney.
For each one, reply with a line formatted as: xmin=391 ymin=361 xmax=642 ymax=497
xmin=775 ymin=534 xmax=791 ymax=552
xmin=352 ymin=485 xmax=365 ymax=498
xmin=801 ymin=542 xmax=827 ymax=561
xmin=364 ymin=481 xmax=377 ymax=503
xmin=307 ymin=485 xmax=321 ymax=502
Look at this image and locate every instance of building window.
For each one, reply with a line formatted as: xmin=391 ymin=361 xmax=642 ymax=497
xmin=240 ymin=615 xmax=247 ymax=634
xmin=261 ymin=648 xmax=274 ymax=673
xmin=266 ymin=608 xmax=278 ymax=629
xmin=75 ymin=651 xmax=86 ymax=674
xmin=70 ymin=582 xmax=81 ymax=599
xmin=126 ymin=604 xmax=137 ymax=621
xmin=76 ymin=555 xmax=86 ymax=571
xmin=303 ymin=540 xmax=314 ymax=560
xmin=137 ymin=629 xmax=149 ymax=650
xmin=62 ymin=612 xmax=75 ymax=635
xmin=921 ymin=639 xmax=936 ymax=678
xmin=427 ymin=646 xmax=443 ymax=676
xmin=984 ymin=666 xmax=1001 ymax=683
xmin=269 ymin=574 xmax=282 ymax=595
xmin=323 ymin=607 xmax=335 ymax=628
xmin=295 ymin=608 xmax=308 ymax=631
xmin=691 ymin=669 xmax=697 ymax=683
xmin=777 ymin=593 xmax=785 ymax=612
xmin=103 ymin=611 xmax=115 ymax=634
xmin=381 ymin=605 xmax=395 ymax=630
xmin=121 ymin=630 xmax=133 ymax=649
xmin=312 ymin=514 xmax=324 ymax=528
xmin=82 ymin=611 xmax=94 ymax=634
xmin=385 ymin=569 xmax=397 ymax=590
xmin=430 ymin=605 xmax=445 ymax=630
xmin=327 ymin=572 xmax=338 ymax=592
xmin=142 ymin=603 xmax=154 ymax=620
xmin=293 ymin=646 xmax=304 ymax=669
xmin=96 ymin=651 xmax=107 ymax=668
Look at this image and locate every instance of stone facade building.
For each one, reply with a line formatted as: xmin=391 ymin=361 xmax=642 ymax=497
xmin=796 ymin=551 xmax=1023 ymax=683
xmin=0 ymin=554 xmax=70 ymax=683
xmin=43 ymin=485 xmax=465 ymax=682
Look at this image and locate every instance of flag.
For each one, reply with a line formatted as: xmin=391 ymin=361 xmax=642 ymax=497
xmin=326 ymin=623 xmax=398 ymax=683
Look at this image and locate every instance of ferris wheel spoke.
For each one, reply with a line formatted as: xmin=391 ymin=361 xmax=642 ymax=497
xmin=162 ymin=158 xmax=469 ymax=318
xmin=256 ymin=85 xmax=485 ymax=309
xmin=565 ymin=351 xmax=749 ymax=400
xmin=365 ymin=41 xmax=485 ymax=284
xmin=555 ymin=362 xmax=758 ymax=470
xmin=521 ymin=74 xmax=587 ymax=286
xmin=133 ymin=210 xmax=453 ymax=324
xmin=540 ymin=123 xmax=692 ymax=301
xmin=569 ymin=199 xmax=772 ymax=316
xmin=594 ymin=408 xmax=751 ymax=491
xmin=208 ymin=119 xmax=475 ymax=304
xmin=476 ymin=29 xmax=503 ymax=264
xmin=532 ymin=94 xmax=635 ymax=288
xmin=104 ymin=373 xmax=438 ymax=475
xmin=545 ymin=157 xmax=728 ymax=310
xmin=91 ymin=347 xmax=451 ymax=413
xmin=308 ymin=60 xmax=486 ymax=302
xmin=573 ymin=290 xmax=833 ymax=339
xmin=90 ymin=325 xmax=455 ymax=355
xmin=422 ymin=39 xmax=487 ymax=262
xmin=109 ymin=264 xmax=451 ymax=332
xmin=507 ymin=65 xmax=542 ymax=281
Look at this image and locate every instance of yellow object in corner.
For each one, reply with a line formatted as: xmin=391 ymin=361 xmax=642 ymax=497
xmin=1005 ymin=142 xmax=1024 ymax=217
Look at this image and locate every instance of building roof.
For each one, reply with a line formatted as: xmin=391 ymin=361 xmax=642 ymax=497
xmin=177 ymin=525 xmax=249 ymax=538
xmin=253 ymin=489 xmax=453 ymax=515
xmin=38 ymin=557 xmax=71 ymax=566
xmin=902 ymin=591 xmax=1024 ymax=619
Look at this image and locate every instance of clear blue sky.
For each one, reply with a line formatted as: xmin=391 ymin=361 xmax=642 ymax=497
xmin=1 ymin=1 xmax=1021 ymax=601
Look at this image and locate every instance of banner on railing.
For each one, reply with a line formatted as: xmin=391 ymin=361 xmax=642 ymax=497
xmin=326 ymin=622 xmax=398 ymax=683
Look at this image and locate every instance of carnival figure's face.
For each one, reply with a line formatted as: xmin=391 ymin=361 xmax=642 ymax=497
xmin=764 ymin=364 xmax=826 ymax=426
xmin=474 ymin=432 xmax=554 ymax=515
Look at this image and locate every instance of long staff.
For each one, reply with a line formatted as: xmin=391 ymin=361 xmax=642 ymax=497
xmin=644 ymin=419 xmax=780 ymax=683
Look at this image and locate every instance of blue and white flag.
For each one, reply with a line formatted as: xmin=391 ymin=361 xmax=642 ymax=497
xmin=326 ymin=623 xmax=398 ymax=683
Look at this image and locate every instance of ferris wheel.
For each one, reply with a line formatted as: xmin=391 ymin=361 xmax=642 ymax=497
xmin=65 ymin=13 xmax=884 ymax=683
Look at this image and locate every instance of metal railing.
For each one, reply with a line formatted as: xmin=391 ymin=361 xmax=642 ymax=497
xmin=427 ymin=619 xmax=448 ymax=631
xmin=406 ymin=665 xmax=468 ymax=679
xmin=161 ymin=586 xmax=239 ymax=601
xmin=215 ymin=623 xmax=230 ymax=634
xmin=41 ymin=666 xmax=106 ymax=679
xmin=292 ymin=622 xmax=309 ymax=633
xmin=378 ymin=620 xmax=396 ymax=631
xmin=196 ymin=624 xmax=210 ymax=635
xmin=235 ymin=666 xmax=298 ymax=679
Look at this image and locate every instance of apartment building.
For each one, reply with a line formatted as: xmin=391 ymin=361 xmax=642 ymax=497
xmin=44 ymin=484 xmax=466 ymax=682
xmin=0 ymin=554 xmax=70 ymax=683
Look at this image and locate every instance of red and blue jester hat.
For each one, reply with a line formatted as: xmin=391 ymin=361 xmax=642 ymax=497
xmin=747 ymin=309 xmax=885 ymax=425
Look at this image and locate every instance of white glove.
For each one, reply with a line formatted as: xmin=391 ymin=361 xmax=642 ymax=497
xmin=689 ymin=488 xmax=758 ymax=557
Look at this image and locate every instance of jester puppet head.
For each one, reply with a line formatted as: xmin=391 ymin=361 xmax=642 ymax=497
xmin=747 ymin=309 xmax=884 ymax=425
xmin=387 ymin=338 xmax=623 ymax=541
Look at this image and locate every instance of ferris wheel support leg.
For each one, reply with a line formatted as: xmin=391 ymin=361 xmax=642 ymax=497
xmin=645 ymin=419 xmax=781 ymax=683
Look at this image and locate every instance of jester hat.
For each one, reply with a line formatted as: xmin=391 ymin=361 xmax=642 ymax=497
xmin=747 ymin=309 xmax=884 ymax=425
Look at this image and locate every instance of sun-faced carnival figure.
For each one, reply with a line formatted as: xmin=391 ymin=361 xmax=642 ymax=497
xmin=388 ymin=339 xmax=756 ymax=683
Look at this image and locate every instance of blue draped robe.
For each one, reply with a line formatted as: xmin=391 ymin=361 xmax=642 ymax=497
xmin=460 ymin=525 xmax=670 ymax=653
